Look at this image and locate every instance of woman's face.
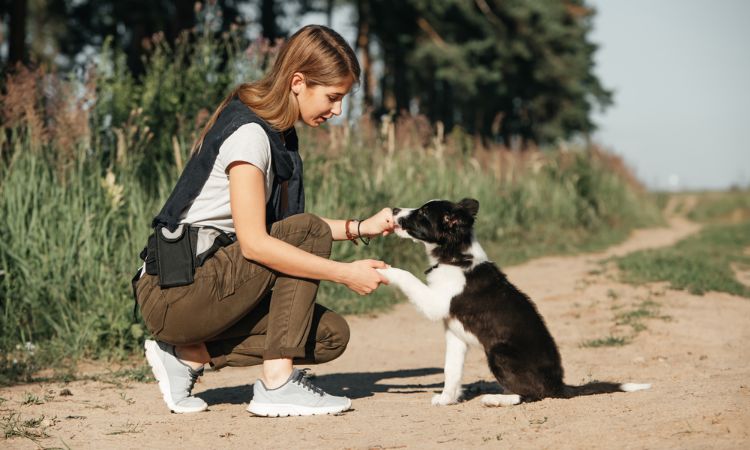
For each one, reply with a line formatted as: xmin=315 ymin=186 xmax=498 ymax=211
xmin=293 ymin=74 xmax=353 ymax=127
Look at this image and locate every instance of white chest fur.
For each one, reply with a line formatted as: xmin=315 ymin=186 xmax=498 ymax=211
xmin=426 ymin=265 xmax=466 ymax=303
xmin=446 ymin=318 xmax=481 ymax=346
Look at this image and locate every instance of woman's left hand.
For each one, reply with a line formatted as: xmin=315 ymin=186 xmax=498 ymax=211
xmin=360 ymin=208 xmax=395 ymax=237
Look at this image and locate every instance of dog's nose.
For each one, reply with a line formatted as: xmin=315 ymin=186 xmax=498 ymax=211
xmin=392 ymin=208 xmax=401 ymax=215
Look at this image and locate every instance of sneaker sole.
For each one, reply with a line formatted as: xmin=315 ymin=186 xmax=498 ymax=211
xmin=144 ymin=340 xmax=208 ymax=414
xmin=246 ymin=399 xmax=352 ymax=417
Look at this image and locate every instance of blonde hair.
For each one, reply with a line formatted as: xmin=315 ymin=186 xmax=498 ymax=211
xmin=191 ymin=25 xmax=360 ymax=155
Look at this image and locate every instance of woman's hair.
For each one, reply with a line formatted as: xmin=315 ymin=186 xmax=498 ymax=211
xmin=191 ymin=25 xmax=361 ymax=155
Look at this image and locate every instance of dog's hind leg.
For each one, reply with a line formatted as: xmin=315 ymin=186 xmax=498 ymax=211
xmin=481 ymin=394 xmax=521 ymax=407
xmin=432 ymin=330 xmax=468 ymax=406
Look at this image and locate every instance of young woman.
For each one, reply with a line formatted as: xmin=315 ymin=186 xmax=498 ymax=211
xmin=133 ymin=25 xmax=394 ymax=417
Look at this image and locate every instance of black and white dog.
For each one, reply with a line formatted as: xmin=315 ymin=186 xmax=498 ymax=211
xmin=378 ymin=198 xmax=650 ymax=407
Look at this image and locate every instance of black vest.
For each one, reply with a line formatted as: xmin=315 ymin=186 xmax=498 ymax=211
xmin=152 ymin=98 xmax=305 ymax=232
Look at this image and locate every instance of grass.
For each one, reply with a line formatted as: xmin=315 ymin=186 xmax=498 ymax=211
xmin=581 ymin=335 xmax=630 ymax=348
xmin=614 ymin=299 xmax=670 ymax=332
xmin=582 ymin=296 xmax=671 ymax=347
xmin=106 ymin=421 xmax=142 ymax=435
xmin=687 ymin=189 xmax=750 ymax=223
xmin=20 ymin=392 xmax=49 ymax=406
xmin=2 ymin=413 xmax=51 ymax=440
xmin=615 ymin=221 xmax=750 ymax=297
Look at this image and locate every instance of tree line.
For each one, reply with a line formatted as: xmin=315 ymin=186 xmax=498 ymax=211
xmin=1 ymin=0 xmax=610 ymax=146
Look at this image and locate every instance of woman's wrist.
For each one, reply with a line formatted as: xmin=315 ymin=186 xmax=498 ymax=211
xmin=357 ymin=219 xmax=371 ymax=237
xmin=330 ymin=261 xmax=350 ymax=284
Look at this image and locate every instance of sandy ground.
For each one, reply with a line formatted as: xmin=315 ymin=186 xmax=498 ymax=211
xmin=2 ymin=216 xmax=749 ymax=449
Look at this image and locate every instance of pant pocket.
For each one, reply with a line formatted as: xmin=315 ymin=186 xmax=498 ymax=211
xmin=140 ymin=291 xmax=168 ymax=337
xmin=211 ymin=247 xmax=235 ymax=299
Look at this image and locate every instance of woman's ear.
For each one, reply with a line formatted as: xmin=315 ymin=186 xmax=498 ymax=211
xmin=291 ymin=72 xmax=306 ymax=95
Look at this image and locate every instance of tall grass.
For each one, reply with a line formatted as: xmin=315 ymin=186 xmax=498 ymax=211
xmin=0 ymin=31 xmax=661 ymax=383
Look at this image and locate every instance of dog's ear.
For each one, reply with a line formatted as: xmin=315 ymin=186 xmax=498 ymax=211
xmin=458 ymin=198 xmax=479 ymax=217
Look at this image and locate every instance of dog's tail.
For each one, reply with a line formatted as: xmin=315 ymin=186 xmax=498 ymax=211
xmin=561 ymin=381 xmax=651 ymax=398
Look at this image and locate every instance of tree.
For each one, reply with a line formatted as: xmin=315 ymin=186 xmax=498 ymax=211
xmin=7 ymin=0 xmax=28 ymax=66
xmin=3 ymin=0 xmax=244 ymax=74
xmin=353 ymin=0 xmax=611 ymax=146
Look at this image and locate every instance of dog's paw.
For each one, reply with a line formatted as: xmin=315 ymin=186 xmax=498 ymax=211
xmin=431 ymin=392 xmax=460 ymax=406
xmin=376 ymin=267 xmax=408 ymax=285
xmin=480 ymin=394 xmax=521 ymax=407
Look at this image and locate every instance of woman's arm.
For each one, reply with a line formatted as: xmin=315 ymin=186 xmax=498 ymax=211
xmin=321 ymin=209 xmax=395 ymax=241
xmin=229 ymin=162 xmax=387 ymax=295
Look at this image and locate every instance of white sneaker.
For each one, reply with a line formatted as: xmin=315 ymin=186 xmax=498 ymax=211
xmin=247 ymin=369 xmax=351 ymax=417
xmin=144 ymin=340 xmax=208 ymax=413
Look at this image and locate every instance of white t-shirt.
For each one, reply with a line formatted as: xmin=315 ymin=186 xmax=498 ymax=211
xmin=179 ymin=122 xmax=273 ymax=233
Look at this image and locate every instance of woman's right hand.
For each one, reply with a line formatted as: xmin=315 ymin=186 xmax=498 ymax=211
xmin=339 ymin=259 xmax=390 ymax=295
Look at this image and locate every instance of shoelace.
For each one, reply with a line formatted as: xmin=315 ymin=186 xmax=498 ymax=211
xmin=293 ymin=369 xmax=325 ymax=396
xmin=187 ymin=367 xmax=203 ymax=395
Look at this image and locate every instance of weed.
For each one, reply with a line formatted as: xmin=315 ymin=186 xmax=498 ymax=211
xmin=2 ymin=413 xmax=51 ymax=440
xmin=106 ymin=420 xmax=142 ymax=435
xmin=482 ymin=433 xmax=504 ymax=442
xmin=118 ymin=392 xmax=135 ymax=406
xmin=90 ymin=366 xmax=155 ymax=389
xmin=606 ymin=289 xmax=619 ymax=300
xmin=529 ymin=416 xmax=548 ymax=425
xmin=581 ymin=336 xmax=630 ymax=348
xmin=20 ymin=393 xmax=45 ymax=406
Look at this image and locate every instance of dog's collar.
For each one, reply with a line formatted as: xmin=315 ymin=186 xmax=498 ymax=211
xmin=424 ymin=263 xmax=439 ymax=275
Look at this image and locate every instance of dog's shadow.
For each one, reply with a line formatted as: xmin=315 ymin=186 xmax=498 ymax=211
xmin=197 ymin=368 xmax=505 ymax=406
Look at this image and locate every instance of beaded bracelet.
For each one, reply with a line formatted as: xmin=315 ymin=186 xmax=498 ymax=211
xmin=345 ymin=219 xmax=359 ymax=245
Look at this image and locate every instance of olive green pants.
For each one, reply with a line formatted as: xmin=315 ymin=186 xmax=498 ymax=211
xmin=134 ymin=213 xmax=349 ymax=369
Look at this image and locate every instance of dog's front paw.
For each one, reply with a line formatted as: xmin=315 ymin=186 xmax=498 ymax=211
xmin=376 ymin=267 xmax=409 ymax=285
xmin=431 ymin=391 xmax=461 ymax=406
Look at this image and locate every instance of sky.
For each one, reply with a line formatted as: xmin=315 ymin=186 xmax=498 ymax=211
xmin=588 ymin=0 xmax=750 ymax=190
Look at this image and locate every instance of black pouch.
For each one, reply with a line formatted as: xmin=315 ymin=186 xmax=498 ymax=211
xmin=154 ymin=224 xmax=195 ymax=288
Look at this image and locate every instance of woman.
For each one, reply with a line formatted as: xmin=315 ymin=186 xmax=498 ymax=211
xmin=133 ymin=25 xmax=394 ymax=417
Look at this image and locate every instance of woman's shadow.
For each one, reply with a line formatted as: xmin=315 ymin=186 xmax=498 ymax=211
xmin=197 ymin=368 xmax=504 ymax=406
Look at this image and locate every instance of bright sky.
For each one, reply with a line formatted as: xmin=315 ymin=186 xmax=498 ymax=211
xmin=589 ymin=0 xmax=750 ymax=190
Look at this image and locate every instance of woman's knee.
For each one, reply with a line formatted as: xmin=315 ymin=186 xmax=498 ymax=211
xmin=273 ymin=213 xmax=332 ymax=257
xmin=314 ymin=309 xmax=350 ymax=363
xmin=297 ymin=213 xmax=332 ymax=240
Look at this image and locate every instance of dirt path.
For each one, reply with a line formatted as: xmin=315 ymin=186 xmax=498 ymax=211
xmin=3 ymin=217 xmax=749 ymax=449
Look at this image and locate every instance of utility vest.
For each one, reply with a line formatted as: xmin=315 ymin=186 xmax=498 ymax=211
xmin=153 ymin=97 xmax=305 ymax=231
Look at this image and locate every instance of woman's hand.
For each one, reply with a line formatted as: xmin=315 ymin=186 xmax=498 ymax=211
xmin=360 ymin=208 xmax=395 ymax=237
xmin=339 ymin=259 xmax=390 ymax=295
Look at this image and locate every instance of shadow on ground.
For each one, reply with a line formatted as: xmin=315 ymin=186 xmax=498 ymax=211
xmin=197 ymin=368 xmax=505 ymax=406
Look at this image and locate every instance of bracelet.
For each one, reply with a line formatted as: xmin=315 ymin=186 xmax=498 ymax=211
xmin=345 ymin=219 xmax=359 ymax=245
xmin=357 ymin=220 xmax=371 ymax=246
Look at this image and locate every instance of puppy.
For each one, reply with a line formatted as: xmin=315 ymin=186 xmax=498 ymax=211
xmin=378 ymin=198 xmax=650 ymax=406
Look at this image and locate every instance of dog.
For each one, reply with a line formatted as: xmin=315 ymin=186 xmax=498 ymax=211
xmin=377 ymin=198 xmax=650 ymax=407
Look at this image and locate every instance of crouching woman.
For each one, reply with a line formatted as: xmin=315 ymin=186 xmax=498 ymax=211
xmin=133 ymin=25 xmax=393 ymax=417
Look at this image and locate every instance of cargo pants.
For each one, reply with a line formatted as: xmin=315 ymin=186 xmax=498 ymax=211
xmin=134 ymin=213 xmax=349 ymax=369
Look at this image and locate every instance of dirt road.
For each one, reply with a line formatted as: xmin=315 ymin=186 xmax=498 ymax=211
xmin=2 ymin=217 xmax=749 ymax=449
